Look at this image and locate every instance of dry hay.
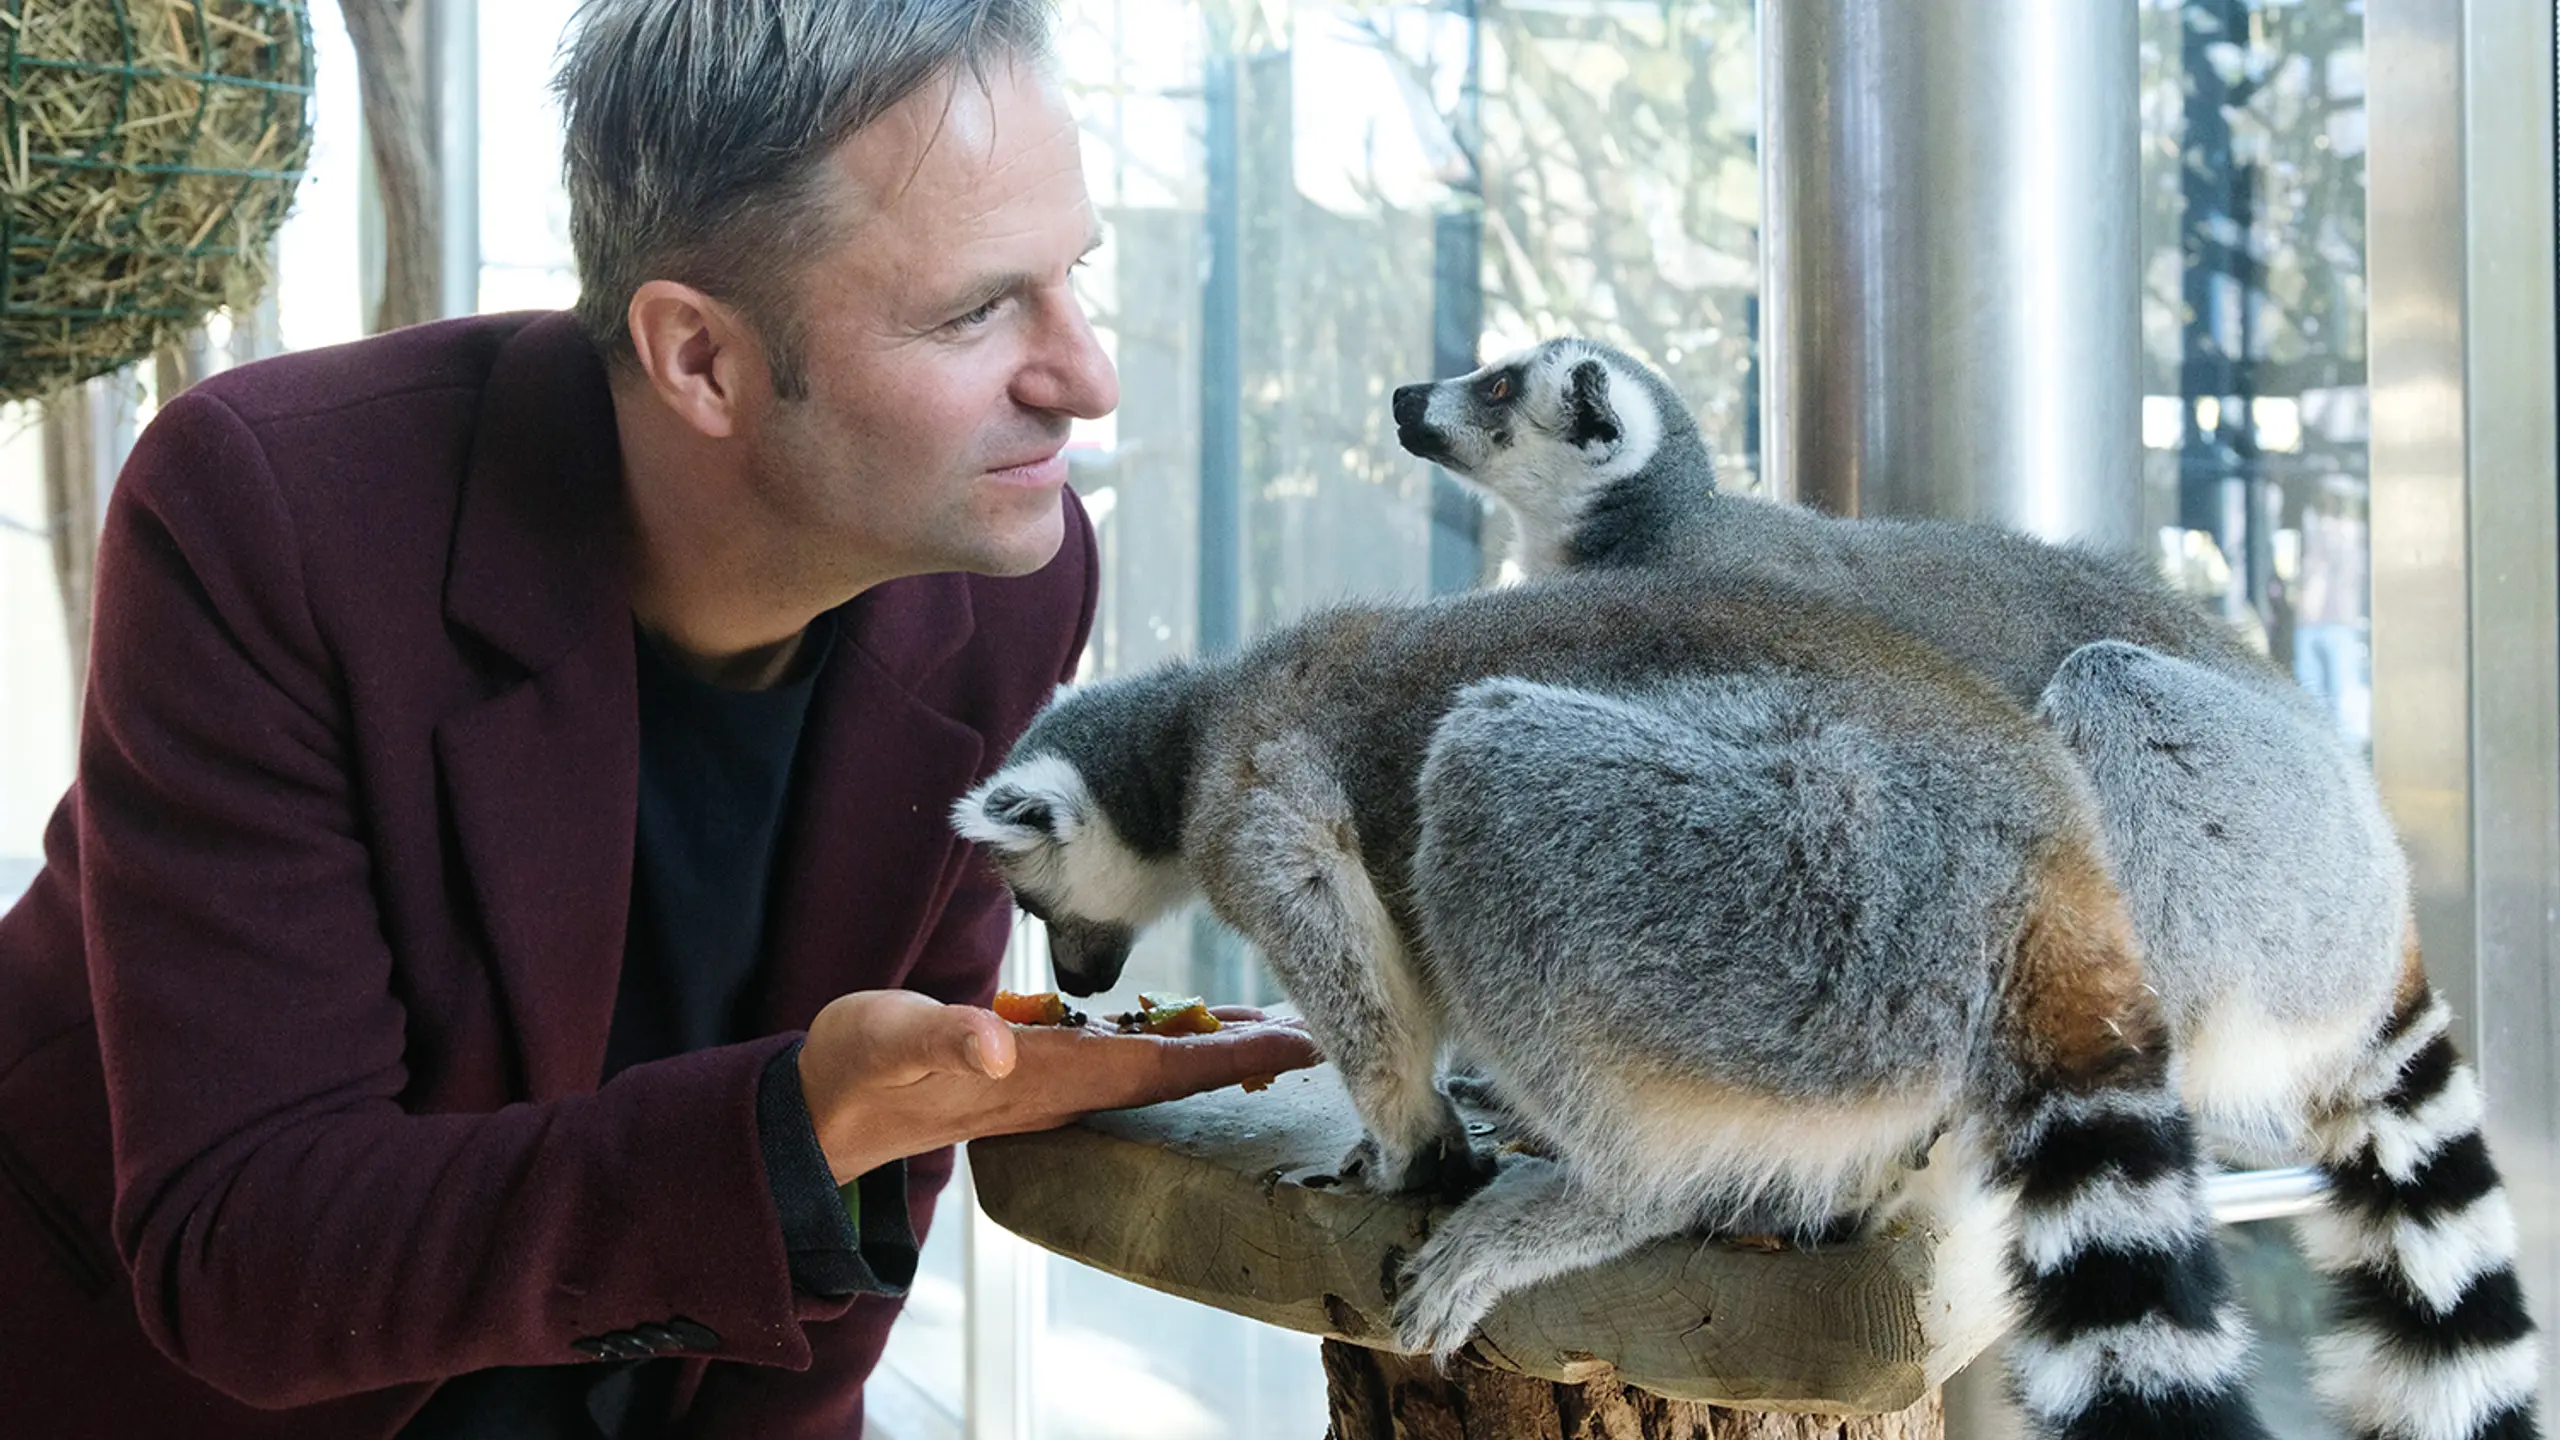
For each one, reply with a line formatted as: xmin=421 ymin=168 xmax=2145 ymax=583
xmin=0 ymin=0 xmax=314 ymax=402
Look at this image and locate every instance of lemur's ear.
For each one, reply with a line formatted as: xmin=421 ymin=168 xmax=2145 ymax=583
xmin=1563 ymin=359 xmax=1620 ymax=456
xmin=954 ymin=776 xmax=1068 ymax=851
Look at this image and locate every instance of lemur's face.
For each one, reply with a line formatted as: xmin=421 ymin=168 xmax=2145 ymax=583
xmin=952 ymin=754 xmax=1187 ymax=996
xmin=1389 ymin=341 xmax=1664 ymax=525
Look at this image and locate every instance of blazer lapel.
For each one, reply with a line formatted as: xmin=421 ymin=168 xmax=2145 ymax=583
xmin=435 ymin=636 xmax=638 ymax=1099
xmin=433 ymin=315 xmax=638 ymax=1099
xmin=755 ymin=575 xmax=984 ymax=1034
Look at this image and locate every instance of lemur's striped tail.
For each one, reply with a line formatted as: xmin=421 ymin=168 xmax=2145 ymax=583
xmin=1988 ymin=839 xmax=2271 ymax=1439
xmin=2301 ymin=973 xmax=2542 ymax=1440
xmin=1991 ymin=1085 xmax=2270 ymax=1439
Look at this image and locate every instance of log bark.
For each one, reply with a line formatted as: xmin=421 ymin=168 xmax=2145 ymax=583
xmin=1320 ymin=1342 xmax=1945 ymax=1440
xmin=339 ymin=0 xmax=440 ymax=333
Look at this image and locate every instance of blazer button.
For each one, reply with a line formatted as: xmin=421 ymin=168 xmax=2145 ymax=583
xmin=667 ymin=1317 xmax=722 ymax=1352
xmin=576 ymin=1330 xmax=648 ymax=1362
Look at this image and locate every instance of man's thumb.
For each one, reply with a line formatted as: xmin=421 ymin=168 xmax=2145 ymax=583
xmin=939 ymin=1006 xmax=1017 ymax=1080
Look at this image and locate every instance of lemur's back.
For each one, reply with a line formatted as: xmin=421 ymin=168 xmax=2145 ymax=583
xmin=1636 ymin=495 xmax=2295 ymax=712
xmin=1188 ymin=568 xmax=2036 ymax=919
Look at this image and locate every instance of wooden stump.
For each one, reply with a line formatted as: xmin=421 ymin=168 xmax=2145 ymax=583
xmin=1319 ymin=1342 xmax=1947 ymax=1439
xmin=972 ymin=1066 xmax=2001 ymax=1436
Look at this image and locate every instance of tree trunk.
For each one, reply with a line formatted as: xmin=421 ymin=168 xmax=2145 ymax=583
xmin=1319 ymin=1342 xmax=1945 ymax=1440
xmin=339 ymin=0 xmax=440 ymax=333
xmin=40 ymin=383 xmax=99 ymax=717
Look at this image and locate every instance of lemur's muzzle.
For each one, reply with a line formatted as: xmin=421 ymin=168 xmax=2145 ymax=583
xmin=1045 ymin=916 xmax=1138 ymax=997
xmin=1392 ymin=383 xmax=1452 ymax=465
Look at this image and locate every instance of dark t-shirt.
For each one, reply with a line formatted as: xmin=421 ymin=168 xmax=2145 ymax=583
xmin=404 ymin=616 xmax=913 ymax=1439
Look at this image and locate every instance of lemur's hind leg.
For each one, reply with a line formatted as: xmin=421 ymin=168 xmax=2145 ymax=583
xmin=1391 ymin=1156 xmax=1692 ymax=1363
xmin=2038 ymin=640 xmax=2406 ymax=1163
xmin=1199 ymin=731 xmax=1485 ymax=1196
xmin=2297 ymin=942 xmax=2542 ymax=1440
xmin=1989 ymin=835 xmax=2270 ymax=1439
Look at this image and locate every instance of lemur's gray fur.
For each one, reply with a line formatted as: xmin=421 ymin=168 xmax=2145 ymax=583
xmin=959 ymin=572 xmax=2273 ymax=1438
xmin=1394 ymin=339 xmax=2541 ymax=1440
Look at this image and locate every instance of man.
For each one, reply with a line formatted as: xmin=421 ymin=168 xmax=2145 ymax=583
xmin=0 ymin=1 xmax=1316 ymax=1434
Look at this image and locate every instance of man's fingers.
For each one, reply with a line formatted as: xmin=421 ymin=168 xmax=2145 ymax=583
xmin=1002 ymin=1020 xmax=1321 ymax=1116
xmin=1139 ymin=1022 xmax=1323 ymax=1104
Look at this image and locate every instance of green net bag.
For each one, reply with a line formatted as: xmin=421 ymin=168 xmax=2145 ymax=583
xmin=1 ymin=0 xmax=315 ymax=402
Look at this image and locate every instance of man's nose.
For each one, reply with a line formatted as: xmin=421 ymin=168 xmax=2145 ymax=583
xmin=1025 ymin=295 xmax=1121 ymax=420
xmin=1392 ymin=385 xmax=1429 ymax=427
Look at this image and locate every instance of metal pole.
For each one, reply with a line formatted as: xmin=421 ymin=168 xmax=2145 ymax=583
xmin=432 ymin=0 xmax=480 ymax=319
xmin=2368 ymin=0 xmax=2560 ymax=1400
xmin=1760 ymin=1 xmax=2142 ymax=549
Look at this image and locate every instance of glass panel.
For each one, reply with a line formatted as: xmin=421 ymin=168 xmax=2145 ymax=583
xmin=276 ymin=0 xmax=366 ymax=354
xmin=2142 ymin=0 xmax=2372 ymax=750
xmin=871 ymin=1191 xmax=968 ymax=1440
xmin=476 ymin=0 xmax=583 ymax=314
xmin=0 ymin=411 xmax=74 ymax=914
xmin=1945 ymin=1222 xmax=2344 ymax=1439
xmin=1477 ymin=0 xmax=1763 ymax=497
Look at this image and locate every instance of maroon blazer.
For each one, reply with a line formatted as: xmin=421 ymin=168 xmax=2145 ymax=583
xmin=0 ymin=313 xmax=1096 ymax=1437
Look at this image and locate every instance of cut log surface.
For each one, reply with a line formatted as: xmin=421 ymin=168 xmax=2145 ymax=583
xmin=970 ymin=1065 xmax=1986 ymax=1421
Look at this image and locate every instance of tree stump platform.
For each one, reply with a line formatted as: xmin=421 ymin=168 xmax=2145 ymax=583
xmin=970 ymin=1066 xmax=2001 ymax=1438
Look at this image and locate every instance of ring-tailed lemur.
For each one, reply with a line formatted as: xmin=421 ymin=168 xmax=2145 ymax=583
xmin=958 ymin=571 xmax=2273 ymax=1438
xmin=1394 ymin=338 xmax=2543 ymax=1440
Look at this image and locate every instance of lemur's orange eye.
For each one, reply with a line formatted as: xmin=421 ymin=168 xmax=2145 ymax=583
xmin=1488 ymin=376 xmax=1511 ymax=402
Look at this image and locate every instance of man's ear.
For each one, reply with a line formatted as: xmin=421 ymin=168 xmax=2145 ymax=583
xmin=1563 ymin=359 xmax=1621 ymax=454
xmin=626 ymin=281 xmax=766 ymax=440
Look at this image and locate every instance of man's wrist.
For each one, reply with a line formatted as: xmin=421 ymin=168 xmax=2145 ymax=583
xmin=756 ymin=1042 xmax=915 ymax=1298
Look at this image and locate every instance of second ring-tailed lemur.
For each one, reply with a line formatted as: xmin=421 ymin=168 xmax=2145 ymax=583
xmin=959 ymin=571 xmax=2273 ymax=1438
xmin=1394 ymin=339 xmax=2541 ymax=1440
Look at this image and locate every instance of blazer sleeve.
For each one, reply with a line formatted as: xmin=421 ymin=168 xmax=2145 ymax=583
xmin=78 ymin=392 xmax=821 ymax=1409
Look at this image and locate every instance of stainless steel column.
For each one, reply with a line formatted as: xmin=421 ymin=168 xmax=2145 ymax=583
xmin=2369 ymin=0 xmax=2560 ymax=1407
xmin=1760 ymin=1 xmax=2142 ymax=548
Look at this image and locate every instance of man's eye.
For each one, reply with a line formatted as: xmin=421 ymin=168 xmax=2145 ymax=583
xmin=950 ymin=296 xmax=1006 ymax=329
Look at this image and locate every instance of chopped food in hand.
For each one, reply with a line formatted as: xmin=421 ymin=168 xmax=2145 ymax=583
xmin=1239 ymin=1072 xmax=1280 ymax=1093
xmin=1110 ymin=994 xmax=1223 ymax=1036
xmin=993 ymin=989 xmax=1087 ymax=1027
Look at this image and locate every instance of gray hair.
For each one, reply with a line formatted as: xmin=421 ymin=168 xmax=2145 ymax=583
xmin=556 ymin=0 xmax=1058 ymax=397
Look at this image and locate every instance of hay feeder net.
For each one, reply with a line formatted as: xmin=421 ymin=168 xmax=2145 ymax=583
xmin=2 ymin=0 xmax=315 ymax=403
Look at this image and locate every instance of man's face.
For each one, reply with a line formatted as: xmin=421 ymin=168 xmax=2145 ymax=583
xmin=747 ymin=57 xmax=1118 ymax=586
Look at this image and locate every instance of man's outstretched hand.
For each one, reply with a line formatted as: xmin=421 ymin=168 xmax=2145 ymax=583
xmin=797 ymin=990 xmax=1322 ymax=1184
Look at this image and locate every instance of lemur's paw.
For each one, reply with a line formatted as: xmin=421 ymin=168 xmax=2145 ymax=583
xmin=1392 ymin=1235 xmax=1501 ymax=1363
xmin=1441 ymin=1071 xmax=1506 ymax=1111
xmin=1340 ymin=1129 xmax=1494 ymax=1198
